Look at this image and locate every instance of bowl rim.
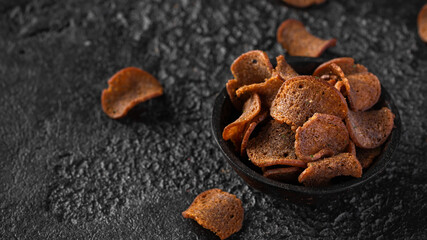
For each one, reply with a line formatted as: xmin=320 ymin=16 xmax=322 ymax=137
xmin=211 ymin=82 xmax=401 ymax=196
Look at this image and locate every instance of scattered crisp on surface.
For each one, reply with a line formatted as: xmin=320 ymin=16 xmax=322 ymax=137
xmin=276 ymin=19 xmax=336 ymax=57
xmin=182 ymin=189 xmax=244 ymax=240
xmin=101 ymin=67 xmax=163 ymax=119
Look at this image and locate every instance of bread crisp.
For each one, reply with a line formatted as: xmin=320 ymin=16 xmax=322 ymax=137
xmin=298 ymin=153 xmax=362 ymax=187
xmin=223 ymin=94 xmax=261 ymax=150
xmin=247 ymin=120 xmax=306 ymax=168
xmin=270 ymin=76 xmax=348 ymax=127
xmin=345 ymin=107 xmax=395 ymax=149
xmin=295 ymin=113 xmax=349 ymax=162
xmin=182 ymin=189 xmax=244 ymax=240
xmin=277 ymin=19 xmax=336 ymax=57
xmin=101 ymin=67 xmax=163 ymax=119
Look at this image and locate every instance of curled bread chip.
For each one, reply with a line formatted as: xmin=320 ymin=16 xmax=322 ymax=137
xmin=281 ymin=0 xmax=325 ymax=8
xmin=236 ymin=76 xmax=284 ymax=108
xmin=223 ymin=94 xmax=261 ymax=150
xmin=263 ymin=167 xmax=302 ymax=183
xmin=182 ymin=189 xmax=244 ymax=240
xmin=231 ymin=50 xmax=273 ymax=86
xmin=101 ymin=67 xmax=163 ymax=119
xmin=345 ymin=107 xmax=395 ymax=149
xmin=418 ymin=4 xmax=427 ymax=42
xmin=270 ymin=76 xmax=348 ymax=127
xmin=273 ymin=55 xmax=299 ymax=81
xmin=344 ymin=72 xmax=381 ymax=111
xmin=226 ymin=79 xmax=242 ymax=110
xmin=240 ymin=110 xmax=268 ymax=156
xmin=247 ymin=120 xmax=306 ymax=168
xmin=277 ymin=19 xmax=336 ymax=57
xmin=298 ymin=153 xmax=362 ymax=187
xmin=356 ymin=147 xmax=382 ymax=169
xmin=327 ymin=63 xmax=381 ymax=111
xmin=295 ymin=113 xmax=349 ymax=162
xmin=313 ymin=57 xmax=368 ymax=77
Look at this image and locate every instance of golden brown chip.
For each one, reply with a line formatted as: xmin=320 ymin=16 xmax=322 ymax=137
xmin=345 ymin=107 xmax=395 ymax=149
xmin=273 ymin=55 xmax=299 ymax=81
xmin=270 ymin=76 xmax=348 ymax=127
xmin=418 ymin=4 xmax=427 ymax=42
xmin=295 ymin=113 xmax=349 ymax=162
xmin=101 ymin=67 xmax=163 ymax=119
xmin=343 ymin=72 xmax=381 ymax=111
xmin=240 ymin=110 xmax=268 ymax=156
xmin=230 ymin=50 xmax=273 ymax=86
xmin=313 ymin=57 xmax=368 ymax=77
xmin=298 ymin=153 xmax=362 ymax=187
xmin=182 ymin=189 xmax=244 ymax=240
xmin=281 ymin=0 xmax=325 ymax=8
xmin=263 ymin=167 xmax=303 ymax=183
xmin=223 ymin=94 xmax=261 ymax=150
xmin=236 ymin=75 xmax=284 ymax=108
xmin=246 ymin=120 xmax=307 ymax=168
xmin=356 ymin=147 xmax=382 ymax=169
xmin=226 ymin=79 xmax=242 ymax=110
xmin=277 ymin=19 xmax=336 ymax=57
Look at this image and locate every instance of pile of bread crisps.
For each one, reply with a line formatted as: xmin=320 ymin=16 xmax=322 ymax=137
xmin=223 ymin=49 xmax=395 ymax=187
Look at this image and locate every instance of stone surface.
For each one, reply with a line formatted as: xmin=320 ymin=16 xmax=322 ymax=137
xmin=1 ymin=0 xmax=427 ymax=239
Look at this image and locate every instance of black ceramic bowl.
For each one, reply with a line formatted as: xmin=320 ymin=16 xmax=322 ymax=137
xmin=212 ymin=58 xmax=401 ymax=204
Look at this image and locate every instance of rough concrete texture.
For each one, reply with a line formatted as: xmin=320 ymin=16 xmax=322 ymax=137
xmin=0 ymin=0 xmax=427 ymax=239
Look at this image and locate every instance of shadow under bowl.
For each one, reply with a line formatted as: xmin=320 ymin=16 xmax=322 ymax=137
xmin=211 ymin=61 xmax=401 ymax=205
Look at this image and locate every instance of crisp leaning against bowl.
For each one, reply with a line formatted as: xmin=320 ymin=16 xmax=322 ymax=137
xmin=223 ymin=50 xmax=395 ymax=187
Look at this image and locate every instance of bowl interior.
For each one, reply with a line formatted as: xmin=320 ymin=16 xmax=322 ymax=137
xmin=212 ymin=59 xmax=401 ymax=196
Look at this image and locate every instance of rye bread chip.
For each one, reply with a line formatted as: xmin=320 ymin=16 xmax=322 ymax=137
xmin=281 ymin=0 xmax=326 ymax=8
xmin=326 ymin=63 xmax=381 ymax=111
xmin=345 ymin=107 xmax=395 ymax=149
xmin=418 ymin=4 xmax=427 ymax=42
xmin=295 ymin=113 xmax=349 ymax=162
xmin=240 ymin=110 xmax=268 ymax=156
xmin=230 ymin=50 xmax=273 ymax=86
xmin=226 ymin=79 xmax=242 ymax=110
xmin=273 ymin=55 xmax=299 ymax=81
xmin=313 ymin=57 xmax=368 ymax=77
xmin=270 ymin=76 xmax=348 ymax=127
xmin=182 ymin=189 xmax=244 ymax=240
xmin=356 ymin=147 xmax=382 ymax=169
xmin=263 ymin=166 xmax=302 ymax=183
xmin=246 ymin=120 xmax=306 ymax=168
xmin=236 ymin=75 xmax=284 ymax=108
xmin=101 ymin=67 xmax=163 ymax=119
xmin=344 ymin=72 xmax=381 ymax=111
xmin=277 ymin=19 xmax=336 ymax=57
xmin=298 ymin=153 xmax=362 ymax=187
xmin=223 ymin=94 xmax=261 ymax=150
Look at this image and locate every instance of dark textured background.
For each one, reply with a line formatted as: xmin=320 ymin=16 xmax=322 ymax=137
xmin=1 ymin=0 xmax=427 ymax=239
